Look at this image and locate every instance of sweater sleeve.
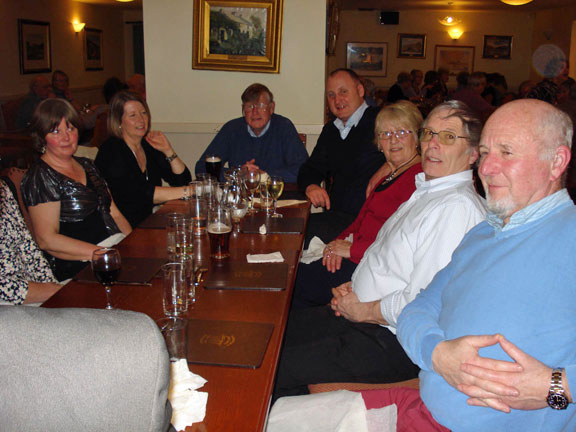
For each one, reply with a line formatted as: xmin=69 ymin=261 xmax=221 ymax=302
xmin=297 ymin=125 xmax=331 ymax=192
xmin=194 ymin=120 xmax=236 ymax=177
xmin=264 ymin=117 xmax=308 ymax=183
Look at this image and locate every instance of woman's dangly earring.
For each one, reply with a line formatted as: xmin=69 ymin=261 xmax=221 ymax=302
xmin=41 ymin=145 xmax=46 ymax=154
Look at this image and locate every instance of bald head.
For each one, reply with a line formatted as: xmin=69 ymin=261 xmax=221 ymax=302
xmin=478 ymin=99 xmax=572 ymax=223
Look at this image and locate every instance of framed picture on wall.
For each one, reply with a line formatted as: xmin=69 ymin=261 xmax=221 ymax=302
xmin=482 ymin=35 xmax=512 ymax=59
xmin=346 ymin=42 xmax=388 ymax=77
xmin=397 ymin=34 xmax=426 ymax=59
xmin=192 ymin=0 xmax=284 ymax=74
xmin=18 ymin=19 xmax=51 ymax=74
xmin=434 ymin=45 xmax=475 ymax=76
xmin=84 ymin=28 xmax=103 ymax=71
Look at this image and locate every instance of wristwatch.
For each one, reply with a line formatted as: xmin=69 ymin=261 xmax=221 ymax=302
xmin=546 ymin=368 xmax=570 ymax=410
xmin=166 ymin=153 xmax=178 ymax=163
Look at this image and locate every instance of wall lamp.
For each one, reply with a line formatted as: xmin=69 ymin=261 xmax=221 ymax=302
xmin=448 ymin=28 xmax=464 ymax=40
xmin=72 ymin=21 xmax=86 ymax=33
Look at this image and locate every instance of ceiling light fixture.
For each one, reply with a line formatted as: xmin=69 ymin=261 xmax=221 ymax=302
xmin=438 ymin=15 xmax=461 ymax=26
xmin=500 ymin=0 xmax=533 ymax=5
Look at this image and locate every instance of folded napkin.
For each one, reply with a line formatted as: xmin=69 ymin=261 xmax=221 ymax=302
xmin=247 ymin=252 xmax=284 ymax=263
xmin=97 ymin=232 xmax=126 ymax=248
xmin=169 ymin=359 xmax=208 ymax=431
xmin=267 ymin=390 xmax=373 ymax=432
xmin=259 ymin=224 xmax=267 ymax=235
xmin=300 ymin=236 xmax=326 ymax=264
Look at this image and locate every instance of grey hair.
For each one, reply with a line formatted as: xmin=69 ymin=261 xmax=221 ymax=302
xmin=423 ymin=100 xmax=483 ymax=151
xmin=535 ymin=103 xmax=573 ymax=160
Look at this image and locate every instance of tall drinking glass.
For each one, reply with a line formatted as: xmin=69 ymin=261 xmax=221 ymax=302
xmin=267 ymin=176 xmax=284 ymax=218
xmin=91 ymin=248 xmax=121 ymax=310
xmin=162 ymin=262 xmax=188 ymax=317
xmin=207 ymin=207 xmax=232 ymax=259
xmin=205 ymin=154 xmax=222 ymax=180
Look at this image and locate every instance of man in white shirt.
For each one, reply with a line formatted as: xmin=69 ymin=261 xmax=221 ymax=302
xmin=274 ymin=101 xmax=486 ymax=400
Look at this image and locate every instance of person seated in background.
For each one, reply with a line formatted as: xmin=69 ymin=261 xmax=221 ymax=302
xmin=102 ymin=77 xmax=128 ymax=104
xmin=21 ymin=99 xmax=132 ymax=281
xmin=483 ymin=72 xmax=508 ymax=107
xmin=518 ymin=80 xmax=535 ymax=99
xmin=52 ymin=70 xmax=82 ymax=112
xmin=410 ymin=69 xmax=424 ymax=96
xmin=0 ymin=179 xmax=61 ymax=304
xmin=298 ymin=69 xmax=385 ymax=246
xmin=127 ymin=73 xmax=147 ymax=101
xmin=274 ymin=101 xmax=486 ymax=401
xmin=95 ymin=91 xmax=192 ymax=228
xmin=15 ymin=76 xmax=53 ymax=130
xmin=437 ymin=67 xmax=450 ymax=100
xmin=386 ymin=72 xmax=411 ymax=103
xmin=194 ymin=83 xmax=308 ymax=183
xmin=452 ymin=72 xmax=495 ymax=122
xmin=360 ymin=77 xmax=378 ymax=107
xmin=292 ymin=101 xmax=423 ymax=309
xmin=358 ymin=99 xmax=576 ymax=432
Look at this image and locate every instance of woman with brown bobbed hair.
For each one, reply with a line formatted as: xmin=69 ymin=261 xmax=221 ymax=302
xmin=95 ymin=90 xmax=192 ymax=228
xmin=21 ymin=99 xmax=132 ymax=281
xmin=292 ymin=101 xmax=423 ymax=309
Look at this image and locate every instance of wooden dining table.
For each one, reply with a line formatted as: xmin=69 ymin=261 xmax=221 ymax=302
xmin=41 ymin=191 xmax=310 ymax=432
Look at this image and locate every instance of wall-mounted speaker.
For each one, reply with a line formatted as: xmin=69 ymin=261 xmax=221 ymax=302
xmin=380 ymin=11 xmax=399 ymax=25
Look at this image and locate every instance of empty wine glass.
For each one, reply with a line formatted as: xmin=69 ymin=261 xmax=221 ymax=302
xmin=91 ymin=248 xmax=121 ymax=310
xmin=267 ymin=176 xmax=284 ymax=218
xmin=241 ymin=167 xmax=261 ymax=214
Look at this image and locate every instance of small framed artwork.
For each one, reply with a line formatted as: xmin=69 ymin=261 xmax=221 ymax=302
xmin=84 ymin=28 xmax=103 ymax=71
xmin=193 ymin=0 xmax=284 ymax=74
xmin=434 ymin=45 xmax=475 ymax=76
xmin=346 ymin=42 xmax=388 ymax=77
xmin=18 ymin=19 xmax=51 ymax=74
xmin=397 ymin=34 xmax=426 ymax=59
xmin=482 ymin=35 xmax=512 ymax=59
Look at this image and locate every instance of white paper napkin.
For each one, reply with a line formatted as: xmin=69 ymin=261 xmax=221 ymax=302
xmin=267 ymin=390 xmax=372 ymax=432
xmin=168 ymin=359 xmax=208 ymax=431
xmin=97 ymin=232 xmax=126 ymax=248
xmin=300 ymin=236 xmax=326 ymax=264
xmin=247 ymin=252 xmax=284 ymax=263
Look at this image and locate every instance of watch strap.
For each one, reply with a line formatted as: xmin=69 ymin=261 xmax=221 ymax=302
xmin=166 ymin=153 xmax=178 ymax=163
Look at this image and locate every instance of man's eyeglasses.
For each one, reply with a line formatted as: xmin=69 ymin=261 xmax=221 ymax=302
xmin=377 ymin=130 xmax=413 ymax=141
xmin=418 ymin=128 xmax=470 ymax=146
xmin=243 ymin=102 xmax=270 ymax=112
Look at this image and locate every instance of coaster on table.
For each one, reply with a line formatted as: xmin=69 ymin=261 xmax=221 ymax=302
xmin=203 ymin=261 xmax=288 ymax=291
xmin=187 ymin=319 xmax=274 ymax=369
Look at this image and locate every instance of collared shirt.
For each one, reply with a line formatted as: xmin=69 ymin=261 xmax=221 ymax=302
xmin=247 ymin=119 xmax=271 ymax=138
xmin=333 ymin=101 xmax=369 ymax=140
xmin=352 ymin=170 xmax=486 ymax=332
xmin=486 ymin=189 xmax=571 ymax=232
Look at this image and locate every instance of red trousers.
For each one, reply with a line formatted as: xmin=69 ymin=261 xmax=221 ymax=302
xmin=361 ymin=387 xmax=451 ymax=432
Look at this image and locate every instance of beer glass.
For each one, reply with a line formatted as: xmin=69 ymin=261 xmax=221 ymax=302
xmin=205 ymin=154 xmax=222 ymax=180
xmin=207 ymin=207 xmax=232 ymax=259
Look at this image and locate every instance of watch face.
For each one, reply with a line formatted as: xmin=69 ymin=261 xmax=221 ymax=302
xmin=547 ymin=393 xmax=569 ymax=410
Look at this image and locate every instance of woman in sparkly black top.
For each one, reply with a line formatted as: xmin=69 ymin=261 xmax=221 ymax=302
xmin=21 ymin=99 xmax=132 ymax=281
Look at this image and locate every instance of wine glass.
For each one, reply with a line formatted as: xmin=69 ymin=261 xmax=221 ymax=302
xmin=91 ymin=248 xmax=121 ymax=310
xmin=267 ymin=176 xmax=284 ymax=218
xmin=241 ymin=168 xmax=261 ymax=214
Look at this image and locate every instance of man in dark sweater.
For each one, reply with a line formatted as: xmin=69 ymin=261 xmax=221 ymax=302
xmin=195 ymin=83 xmax=308 ymax=183
xmin=298 ymin=69 xmax=385 ymax=245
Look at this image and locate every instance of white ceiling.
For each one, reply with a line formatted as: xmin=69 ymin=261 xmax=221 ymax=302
xmin=339 ymin=0 xmax=575 ymax=12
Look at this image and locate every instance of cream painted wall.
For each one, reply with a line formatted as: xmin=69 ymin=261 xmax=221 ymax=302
xmin=0 ymin=0 xmax=126 ymax=101
xmin=327 ymin=10 xmax=535 ymax=93
xmin=142 ymin=0 xmax=326 ymax=170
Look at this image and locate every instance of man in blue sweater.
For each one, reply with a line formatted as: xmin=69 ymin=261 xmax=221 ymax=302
xmin=194 ymin=83 xmax=308 ymax=183
xmin=385 ymin=99 xmax=575 ymax=430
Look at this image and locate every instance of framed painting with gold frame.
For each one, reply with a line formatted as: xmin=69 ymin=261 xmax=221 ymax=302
xmin=193 ymin=0 xmax=283 ymax=73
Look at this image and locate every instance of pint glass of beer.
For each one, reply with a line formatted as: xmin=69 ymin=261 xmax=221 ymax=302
xmin=207 ymin=207 xmax=232 ymax=259
xmin=205 ymin=154 xmax=222 ymax=180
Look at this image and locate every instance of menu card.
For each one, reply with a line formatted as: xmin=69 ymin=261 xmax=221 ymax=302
xmin=73 ymin=257 xmax=166 ymax=285
xmin=240 ymin=215 xmax=304 ymax=234
xmin=187 ymin=319 xmax=274 ymax=369
xmin=204 ymin=261 xmax=288 ymax=291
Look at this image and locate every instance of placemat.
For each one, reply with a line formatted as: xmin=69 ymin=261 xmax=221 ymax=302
xmin=240 ymin=215 xmax=304 ymax=234
xmin=187 ymin=319 xmax=274 ymax=369
xmin=204 ymin=261 xmax=288 ymax=291
xmin=73 ymin=257 xmax=166 ymax=285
